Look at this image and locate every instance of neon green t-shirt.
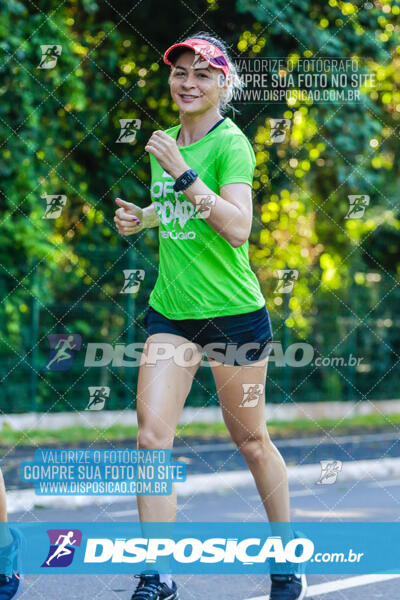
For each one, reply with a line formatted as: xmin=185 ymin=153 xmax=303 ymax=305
xmin=148 ymin=117 xmax=266 ymax=319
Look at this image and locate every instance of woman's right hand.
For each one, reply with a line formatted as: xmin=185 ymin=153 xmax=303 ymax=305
xmin=114 ymin=197 xmax=144 ymax=235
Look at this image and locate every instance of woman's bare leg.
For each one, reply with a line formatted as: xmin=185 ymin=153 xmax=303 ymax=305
xmin=136 ymin=333 xmax=203 ymax=522
xmin=209 ymin=356 xmax=292 ymax=543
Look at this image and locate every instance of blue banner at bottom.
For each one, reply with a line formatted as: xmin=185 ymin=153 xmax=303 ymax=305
xmin=4 ymin=522 xmax=400 ymax=574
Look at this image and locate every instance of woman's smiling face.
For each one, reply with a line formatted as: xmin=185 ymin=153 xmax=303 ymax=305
xmin=169 ymin=50 xmax=224 ymax=115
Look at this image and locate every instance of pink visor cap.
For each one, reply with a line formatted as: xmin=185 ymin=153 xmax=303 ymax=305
xmin=163 ymin=37 xmax=230 ymax=79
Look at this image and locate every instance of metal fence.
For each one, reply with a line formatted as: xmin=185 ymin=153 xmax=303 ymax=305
xmin=1 ymin=243 xmax=399 ymax=414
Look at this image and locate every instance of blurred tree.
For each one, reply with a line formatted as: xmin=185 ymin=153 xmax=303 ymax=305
xmin=1 ymin=0 xmax=399 ymax=411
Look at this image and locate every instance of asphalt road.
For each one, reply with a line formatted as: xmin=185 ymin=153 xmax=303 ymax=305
xmin=3 ymin=431 xmax=400 ymax=490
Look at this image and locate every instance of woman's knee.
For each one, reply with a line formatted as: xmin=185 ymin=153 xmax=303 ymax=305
xmin=236 ymin=436 xmax=272 ymax=464
xmin=137 ymin=426 xmax=173 ymax=450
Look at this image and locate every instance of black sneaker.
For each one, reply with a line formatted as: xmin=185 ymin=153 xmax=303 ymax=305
xmin=270 ymin=573 xmax=307 ymax=600
xmin=130 ymin=573 xmax=179 ymax=600
xmin=269 ymin=527 xmax=308 ymax=599
xmin=0 ymin=573 xmax=21 ymax=600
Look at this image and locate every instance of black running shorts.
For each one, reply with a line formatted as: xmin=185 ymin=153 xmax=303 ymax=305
xmin=143 ymin=304 xmax=273 ymax=366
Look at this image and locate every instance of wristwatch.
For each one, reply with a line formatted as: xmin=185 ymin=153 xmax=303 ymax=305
xmin=173 ymin=169 xmax=198 ymax=192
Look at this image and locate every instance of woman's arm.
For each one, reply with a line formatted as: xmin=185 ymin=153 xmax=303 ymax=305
xmin=142 ymin=203 xmax=160 ymax=228
xmin=145 ymin=130 xmax=252 ymax=248
xmin=114 ymin=197 xmax=159 ymax=236
xmin=180 ymin=179 xmax=252 ymax=248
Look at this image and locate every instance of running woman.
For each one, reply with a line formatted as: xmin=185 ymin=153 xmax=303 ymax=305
xmin=114 ymin=32 xmax=307 ymax=600
xmin=0 ymin=470 xmax=22 ymax=598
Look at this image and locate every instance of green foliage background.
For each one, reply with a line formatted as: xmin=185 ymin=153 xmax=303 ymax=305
xmin=1 ymin=0 xmax=399 ymax=413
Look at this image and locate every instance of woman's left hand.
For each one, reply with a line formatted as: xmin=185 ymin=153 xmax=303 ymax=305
xmin=145 ymin=130 xmax=188 ymax=179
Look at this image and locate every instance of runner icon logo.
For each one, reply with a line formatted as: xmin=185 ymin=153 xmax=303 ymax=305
xmin=86 ymin=386 xmax=110 ymax=411
xmin=192 ymin=53 xmax=209 ymax=71
xmin=120 ymin=269 xmax=145 ymax=294
xmin=274 ymin=269 xmax=299 ymax=294
xmin=267 ymin=118 xmax=291 ymax=143
xmin=316 ymin=460 xmax=343 ymax=485
xmin=41 ymin=529 xmax=82 ymax=568
xmin=44 ymin=334 xmax=82 ymax=372
xmin=239 ymin=383 xmax=264 ymax=408
xmin=345 ymin=195 xmax=370 ymax=219
xmin=116 ymin=119 xmax=141 ymax=143
xmin=42 ymin=194 xmax=67 ymax=219
xmin=37 ymin=45 xmax=62 ymax=69
xmin=194 ymin=194 xmax=216 ymax=219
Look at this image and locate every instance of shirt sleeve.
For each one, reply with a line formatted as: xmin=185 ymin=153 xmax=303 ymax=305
xmin=216 ymin=133 xmax=256 ymax=188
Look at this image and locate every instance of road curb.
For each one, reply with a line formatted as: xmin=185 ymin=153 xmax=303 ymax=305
xmin=2 ymin=399 xmax=400 ymax=431
xmin=7 ymin=456 xmax=400 ymax=515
